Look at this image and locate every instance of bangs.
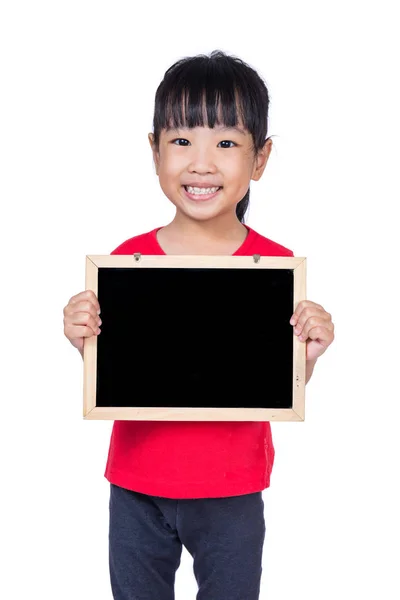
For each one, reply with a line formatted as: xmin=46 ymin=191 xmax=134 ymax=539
xmin=153 ymin=53 xmax=267 ymax=143
xmin=162 ymin=83 xmax=246 ymax=132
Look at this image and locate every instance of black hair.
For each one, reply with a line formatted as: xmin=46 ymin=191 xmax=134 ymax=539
xmin=151 ymin=49 xmax=271 ymax=223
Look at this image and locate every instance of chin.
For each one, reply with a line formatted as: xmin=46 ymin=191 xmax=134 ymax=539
xmin=181 ymin=205 xmax=228 ymax=222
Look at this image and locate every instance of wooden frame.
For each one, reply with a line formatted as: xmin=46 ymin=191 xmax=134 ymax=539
xmin=83 ymin=253 xmax=306 ymax=421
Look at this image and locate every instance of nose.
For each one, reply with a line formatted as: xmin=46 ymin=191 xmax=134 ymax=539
xmin=187 ymin=147 xmax=218 ymax=174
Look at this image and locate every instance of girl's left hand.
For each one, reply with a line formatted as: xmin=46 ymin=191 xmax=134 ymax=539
xmin=290 ymin=300 xmax=335 ymax=362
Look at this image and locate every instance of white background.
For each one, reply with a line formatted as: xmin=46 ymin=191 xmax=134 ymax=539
xmin=1 ymin=1 xmax=399 ymax=598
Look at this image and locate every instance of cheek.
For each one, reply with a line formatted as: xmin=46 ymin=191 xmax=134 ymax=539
xmin=225 ymin=162 xmax=253 ymax=188
xmin=157 ymin=165 xmax=183 ymax=200
xmin=224 ymin=155 xmax=252 ymax=175
xmin=158 ymin=156 xmax=183 ymax=182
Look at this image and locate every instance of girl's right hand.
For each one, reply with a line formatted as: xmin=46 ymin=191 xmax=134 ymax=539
xmin=63 ymin=290 xmax=101 ymax=355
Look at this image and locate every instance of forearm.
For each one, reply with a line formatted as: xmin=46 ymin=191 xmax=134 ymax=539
xmin=305 ymin=358 xmax=318 ymax=385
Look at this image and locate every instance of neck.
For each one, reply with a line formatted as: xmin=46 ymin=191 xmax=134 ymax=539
xmin=167 ymin=211 xmax=247 ymax=242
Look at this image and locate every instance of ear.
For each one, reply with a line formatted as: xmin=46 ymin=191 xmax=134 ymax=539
xmin=148 ymin=133 xmax=160 ymax=175
xmin=251 ymin=138 xmax=273 ymax=182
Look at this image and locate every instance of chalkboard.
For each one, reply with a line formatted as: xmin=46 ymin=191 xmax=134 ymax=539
xmin=83 ymin=253 xmax=306 ymax=421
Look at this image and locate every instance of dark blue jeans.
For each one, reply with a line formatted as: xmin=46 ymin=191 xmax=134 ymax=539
xmin=109 ymin=483 xmax=266 ymax=600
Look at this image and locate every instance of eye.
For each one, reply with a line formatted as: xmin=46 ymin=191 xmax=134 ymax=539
xmin=218 ymin=140 xmax=236 ymax=148
xmin=171 ymin=139 xmax=237 ymax=148
xmin=171 ymin=138 xmax=190 ymax=146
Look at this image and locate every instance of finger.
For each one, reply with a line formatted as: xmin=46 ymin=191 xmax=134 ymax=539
xmin=293 ymin=308 xmax=329 ymax=335
xmin=64 ymin=324 xmax=100 ymax=340
xmin=299 ymin=324 xmax=334 ymax=345
xmin=290 ymin=300 xmax=324 ymax=326
xmin=294 ymin=314 xmax=314 ymax=338
xmin=65 ymin=311 xmax=101 ymax=337
xmin=64 ymin=300 xmax=101 ymax=325
xmin=68 ymin=290 xmax=100 ymax=314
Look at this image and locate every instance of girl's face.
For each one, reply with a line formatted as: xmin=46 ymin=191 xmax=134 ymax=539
xmin=148 ymin=124 xmax=271 ymax=223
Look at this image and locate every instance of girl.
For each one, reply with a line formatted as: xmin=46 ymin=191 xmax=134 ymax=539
xmin=63 ymin=49 xmax=334 ymax=600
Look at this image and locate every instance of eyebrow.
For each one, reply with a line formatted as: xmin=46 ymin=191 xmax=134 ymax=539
xmin=165 ymin=125 xmax=246 ymax=136
xmin=218 ymin=126 xmax=246 ymax=136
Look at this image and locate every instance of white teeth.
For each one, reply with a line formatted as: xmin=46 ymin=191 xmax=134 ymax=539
xmin=186 ymin=186 xmax=220 ymax=195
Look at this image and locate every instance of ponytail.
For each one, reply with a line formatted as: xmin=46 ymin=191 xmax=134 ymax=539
xmin=236 ymin=188 xmax=250 ymax=223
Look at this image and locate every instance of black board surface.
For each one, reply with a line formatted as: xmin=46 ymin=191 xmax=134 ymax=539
xmin=95 ymin=267 xmax=294 ymax=409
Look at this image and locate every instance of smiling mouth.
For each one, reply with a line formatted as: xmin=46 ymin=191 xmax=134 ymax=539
xmin=183 ymin=185 xmax=223 ymax=201
xmin=183 ymin=185 xmax=222 ymax=192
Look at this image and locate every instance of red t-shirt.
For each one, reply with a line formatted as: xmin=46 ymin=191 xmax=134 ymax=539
xmin=104 ymin=225 xmax=294 ymax=499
